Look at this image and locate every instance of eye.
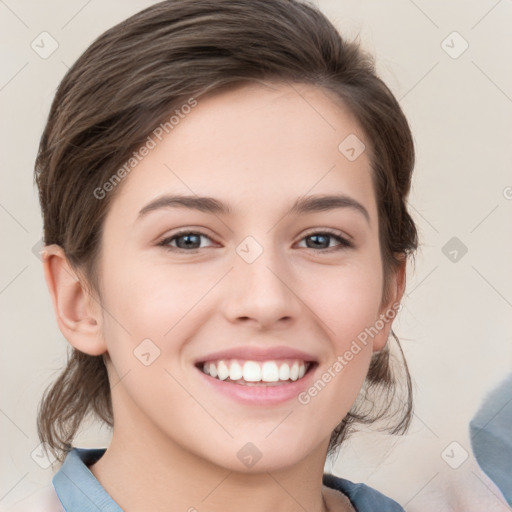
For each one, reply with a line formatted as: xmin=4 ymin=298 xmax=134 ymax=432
xmin=297 ymin=230 xmax=354 ymax=252
xmin=157 ymin=230 xmax=215 ymax=252
xmin=157 ymin=228 xmax=354 ymax=253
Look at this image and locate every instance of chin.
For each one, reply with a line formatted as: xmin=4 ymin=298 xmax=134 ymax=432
xmin=204 ymin=434 xmax=322 ymax=474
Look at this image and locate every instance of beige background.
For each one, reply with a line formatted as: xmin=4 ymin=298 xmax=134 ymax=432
xmin=1 ymin=0 xmax=511 ymax=510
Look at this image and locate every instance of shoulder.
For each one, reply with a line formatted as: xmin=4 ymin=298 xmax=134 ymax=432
xmin=323 ymin=473 xmax=405 ymax=512
xmin=3 ymin=484 xmax=63 ymax=512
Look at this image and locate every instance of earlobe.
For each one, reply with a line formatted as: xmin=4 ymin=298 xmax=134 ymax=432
xmin=42 ymin=244 xmax=107 ymax=356
xmin=372 ymin=256 xmax=407 ymax=353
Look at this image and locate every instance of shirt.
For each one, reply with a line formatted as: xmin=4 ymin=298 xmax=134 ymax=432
xmin=469 ymin=372 xmax=512 ymax=505
xmin=8 ymin=447 xmax=405 ymax=512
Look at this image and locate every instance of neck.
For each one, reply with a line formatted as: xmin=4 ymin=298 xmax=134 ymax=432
xmin=89 ymin=421 xmax=339 ymax=512
xmin=88 ymin=365 xmax=352 ymax=512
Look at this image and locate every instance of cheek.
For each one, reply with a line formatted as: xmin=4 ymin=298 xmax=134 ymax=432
xmin=98 ymin=261 xmax=198 ymax=421
xmin=293 ymin=261 xmax=383 ymax=409
xmin=98 ymin=256 xmax=224 ymax=397
xmin=101 ymin=256 xmax=206 ymax=337
xmin=307 ymin=262 xmax=384 ymax=344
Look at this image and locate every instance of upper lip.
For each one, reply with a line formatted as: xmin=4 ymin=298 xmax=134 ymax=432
xmin=195 ymin=346 xmax=318 ymax=364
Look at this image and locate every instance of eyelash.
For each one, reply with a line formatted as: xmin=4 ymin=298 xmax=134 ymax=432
xmin=156 ymin=228 xmax=354 ymax=254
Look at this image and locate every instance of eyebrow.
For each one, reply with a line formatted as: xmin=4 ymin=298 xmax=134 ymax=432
xmin=137 ymin=193 xmax=371 ymax=225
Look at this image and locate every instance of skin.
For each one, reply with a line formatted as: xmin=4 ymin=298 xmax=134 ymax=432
xmin=43 ymin=81 xmax=406 ymax=512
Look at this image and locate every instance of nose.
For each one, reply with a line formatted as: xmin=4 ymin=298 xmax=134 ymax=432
xmin=221 ymin=241 xmax=302 ymax=330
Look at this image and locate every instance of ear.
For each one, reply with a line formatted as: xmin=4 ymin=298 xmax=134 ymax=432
xmin=372 ymin=255 xmax=407 ymax=353
xmin=42 ymin=244 xmax=107 ymax=356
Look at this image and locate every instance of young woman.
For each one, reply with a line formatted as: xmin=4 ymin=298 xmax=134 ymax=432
xmin=28 ymin=1 xmax=418 ymax=510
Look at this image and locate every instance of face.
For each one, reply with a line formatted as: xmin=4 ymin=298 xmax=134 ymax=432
xmin=94 ymin=81 xmax=400 ymax=472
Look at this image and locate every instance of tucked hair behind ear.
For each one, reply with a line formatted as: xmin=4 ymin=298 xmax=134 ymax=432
xmin=35 ymin=0 xmax=418 ymax=463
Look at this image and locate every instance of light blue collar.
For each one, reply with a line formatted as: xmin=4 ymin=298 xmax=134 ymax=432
xmin=53 ymin=448 xmax=122 ymax=512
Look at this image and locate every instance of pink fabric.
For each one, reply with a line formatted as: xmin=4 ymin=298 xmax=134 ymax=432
xmin=4 ymin=484 xmax=63 ymax=512
xmin=406 ymin=458 xmax=509 ymax=512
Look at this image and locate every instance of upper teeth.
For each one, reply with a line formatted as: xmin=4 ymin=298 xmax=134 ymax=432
xmin=202 ymin=359 xmax=309 ymax=382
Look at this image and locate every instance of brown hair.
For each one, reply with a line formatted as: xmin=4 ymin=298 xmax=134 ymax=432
xmin=35 ymin=0 xmax=418 ymax=463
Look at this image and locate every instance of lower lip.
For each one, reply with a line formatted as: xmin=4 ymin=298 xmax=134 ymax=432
xmin=196 ymin=364 xmax=318 ymax=405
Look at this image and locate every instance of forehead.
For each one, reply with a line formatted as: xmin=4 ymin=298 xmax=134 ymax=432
xmin=106 ymin=81 xmax=377 ymax=225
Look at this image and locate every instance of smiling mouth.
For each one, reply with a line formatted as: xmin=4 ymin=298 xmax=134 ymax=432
xmin=195 ymin=359 xmax=318 ymax=386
